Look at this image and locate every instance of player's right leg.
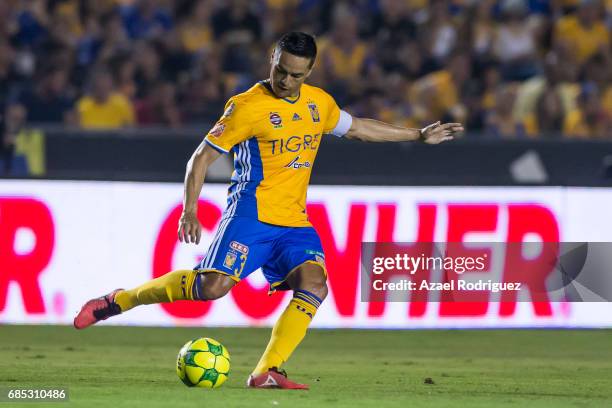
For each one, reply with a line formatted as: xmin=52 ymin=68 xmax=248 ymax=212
xmin=74 ymin=216 xmax=270 ymax=329
xmin=73 ymin=271 xmax=234 ymax=329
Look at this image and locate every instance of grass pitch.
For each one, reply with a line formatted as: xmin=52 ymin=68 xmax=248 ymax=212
xmin=0 ymin=325 xmax=610 ymax=408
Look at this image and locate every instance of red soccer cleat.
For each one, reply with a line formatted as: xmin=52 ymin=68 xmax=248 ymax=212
xmin=247 ymin=367 xmax=309 ymax=390
xmin=73 ymin=289 xmax=123 ymax=329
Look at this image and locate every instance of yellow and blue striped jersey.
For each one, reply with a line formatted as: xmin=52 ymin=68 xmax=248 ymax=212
xmin=204 ymin=81 xmax=352 ymax=227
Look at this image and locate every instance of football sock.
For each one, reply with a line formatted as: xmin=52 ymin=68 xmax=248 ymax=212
xmin=114 ymin=269 xmax=199 ymax=312
xmin=252 ymin=289 xmax=322 ymax=375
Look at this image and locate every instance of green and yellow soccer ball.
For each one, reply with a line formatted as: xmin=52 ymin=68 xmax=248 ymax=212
xmin=176 ymin=337 xmax=230 ymax=388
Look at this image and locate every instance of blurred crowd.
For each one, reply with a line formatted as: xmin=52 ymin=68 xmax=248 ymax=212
xmin=0 ymin=0 xmax=611 ymax=142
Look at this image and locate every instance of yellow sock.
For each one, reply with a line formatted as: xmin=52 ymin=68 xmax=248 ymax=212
xmin=252 ymin=290 xmax=322 ymax=375
xmin=114 ymin=269 xmax=198 ymax=312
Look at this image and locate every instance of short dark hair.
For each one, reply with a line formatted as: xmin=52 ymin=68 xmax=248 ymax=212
xmin=276 ymin=32 xmax=317 ymax=66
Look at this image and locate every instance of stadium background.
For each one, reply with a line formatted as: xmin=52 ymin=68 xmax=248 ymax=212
xmin=1 ymin=0 xmax=612 ymax=330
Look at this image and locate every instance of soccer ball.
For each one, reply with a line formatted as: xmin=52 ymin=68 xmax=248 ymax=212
xmin=176 ymin=337 xmax=230 ymax=388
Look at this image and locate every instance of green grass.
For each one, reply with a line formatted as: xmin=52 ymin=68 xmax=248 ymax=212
xmin=0 ymin=326 xmax=611 ymax=407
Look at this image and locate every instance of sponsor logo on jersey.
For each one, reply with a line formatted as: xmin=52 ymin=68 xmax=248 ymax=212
xmin=269 ymin=112 xmax=283 ymax=128
xmin=223 ymin=252 xmax=237 ymax=269
xmin=222 ymin=102 xmax=235 ymax=118
xmin=292 ymin=113 xmax=302 ymax=121
xmin=209 ymin=122 xmax=225 ymax=138
xmin=230 ymin=240 xmax=249 ymax=254
xmin=285 ymin=156 xmax=311 ymax=169
xmin=307 ymin=103 xmax=320 ymax=123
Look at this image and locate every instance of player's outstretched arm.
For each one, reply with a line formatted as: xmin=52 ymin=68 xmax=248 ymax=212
xmin=345 ymin=118 xmax=464 ymax=144
xmin=178 ymin=142 xmax=222 ymax=244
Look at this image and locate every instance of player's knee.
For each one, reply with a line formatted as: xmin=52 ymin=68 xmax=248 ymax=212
xmin=310 ymin=279 xmax=328 ymax=302
xmin=291 ymin=264 xmax=328 ymax=301
xmin=302 ymin=273 xmax=328 ymax=302
xmin=195 ymin=273 xmax=234 ymax=300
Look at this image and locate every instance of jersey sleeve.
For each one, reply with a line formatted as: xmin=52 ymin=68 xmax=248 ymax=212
xmin=204 ymin=97 xmax=253 ymax=154
xmin=322 ymin=92 xmax=352 ymax=138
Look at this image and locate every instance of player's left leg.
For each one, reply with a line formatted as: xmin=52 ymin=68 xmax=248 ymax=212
xmin=252 ymin=262 xmax=327 ymax=375
xmin=248 ymin=226 xmax=328 ymax=389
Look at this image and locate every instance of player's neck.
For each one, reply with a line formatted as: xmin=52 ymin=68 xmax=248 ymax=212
xmin=262 ymin=79 xmax=300 ymax=100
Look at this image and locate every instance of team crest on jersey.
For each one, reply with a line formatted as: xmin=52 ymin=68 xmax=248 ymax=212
xmin=230 ymin=240 xmax=249 ymax=254
xmin=222 ymin=102 xmax=235 ymax=118
xmin=223 ymin=252 xmax=237 ymax=269
xmin=269 ymin=112 xmax=283 ymax=128
xmin=307 ymin=103 xmax=320 ymax=123
xmin=292 ymin=113 xmax=302 ymax=121
xmin=209 ymin=122 xmax=225 ymax=138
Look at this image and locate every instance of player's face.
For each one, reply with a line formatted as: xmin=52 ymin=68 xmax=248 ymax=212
xmin=270 ymin=50 xmax=313 ymax=98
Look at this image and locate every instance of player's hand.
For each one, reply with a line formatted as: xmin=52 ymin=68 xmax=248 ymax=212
xmin=178 ymin=211 xmax=202 ymax=244
xmin=420 ymin=121 xmax=464 ymax=144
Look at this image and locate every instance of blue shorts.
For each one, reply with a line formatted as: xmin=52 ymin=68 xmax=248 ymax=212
xmin=194 ymin=216 xmax=326 ymax=291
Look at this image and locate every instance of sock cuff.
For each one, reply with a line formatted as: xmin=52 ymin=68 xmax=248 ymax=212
xmin=294 ymin=289 xmax=322 ymax=309
xmin=166 ymin=270 xmax=198 ymax=302
xmin=291 ymin=297 xmax=317 ymax=319
xmin=191 ymin=272 xmax=204 ymax=300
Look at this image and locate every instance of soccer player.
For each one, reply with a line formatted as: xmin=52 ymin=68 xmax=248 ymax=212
xmin=74 ymin=32 xmax=463 ymax=389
